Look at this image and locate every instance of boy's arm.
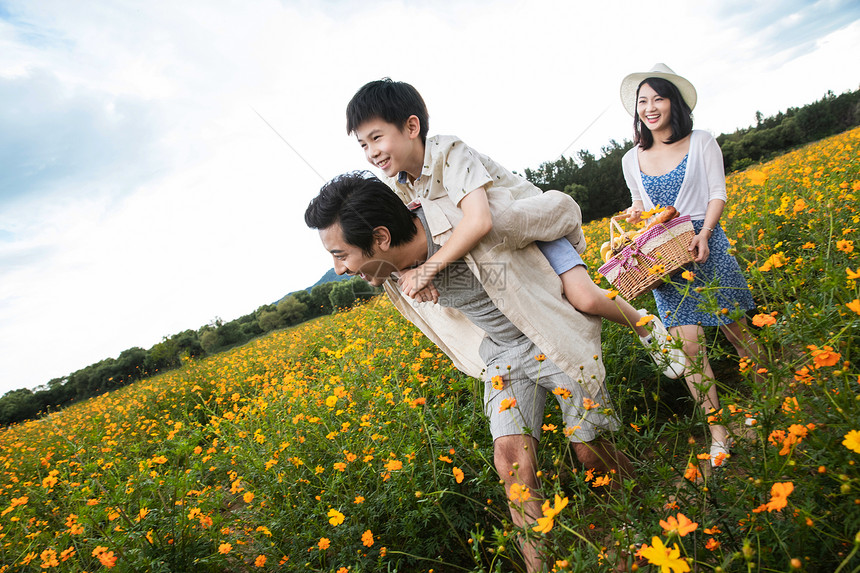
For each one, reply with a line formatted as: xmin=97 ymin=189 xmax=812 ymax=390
xmin=398 ymin=186 xmax=493 ymax=301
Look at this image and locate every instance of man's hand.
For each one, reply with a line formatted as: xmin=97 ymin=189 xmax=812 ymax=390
xmin=398 ymin=265 xmax=439 ymax=303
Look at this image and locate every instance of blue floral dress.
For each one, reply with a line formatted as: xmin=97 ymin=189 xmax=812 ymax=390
xmin=641 ymin=155 xmax=755 ymax=328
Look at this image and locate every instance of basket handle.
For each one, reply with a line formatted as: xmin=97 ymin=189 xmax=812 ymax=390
xmin=608 ymin=214 xmax=629 ymax=245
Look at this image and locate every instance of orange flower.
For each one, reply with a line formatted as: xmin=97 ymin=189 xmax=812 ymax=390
xmin=218 ymin=543 xmax=232 ymax=555
xmin=491 ymin=375 xmax=504 ymax=390
xmin=499 ymin=398 xmax=517 ymax=412
xmin=837 ymin=239 xmax=854 ymax=253
xmin=847 ymin=267 xmax=860 ymax=280
xmin=753 ymin=481 xmax=794 ymax=513
xmin=254 ymin=555 xmax=267 ymax=567
xmin=751 ymin=313 xmax=776 ymax=327
xmin=453 ymin=467 xmax=464 ymax=484
xmin=582 ymin=398 xmax=600 ymax=410
xmin=847 ymin=299 xmax=860 ymax=316
xmin=808 ymin=345 xmax=841 ymax=368
xmin=660 ymin=513 xmax=699 ymax=537
xmin=534 ymin=354 xmax=547 ymax=362
xmin=552 ymin=387 xmax=572 ymax=399
xmin=683 ymin=463 xmax=701 ymax=481
xmin=361 ymin=529 xmax=374 ymax=547
xmin=705 ymin=538 xmax=721 ymax=550
xmin=681 ymin=270 xmax=696 ymax=281
xmin=758 ymin=252 xmax=787 ymax=271
xmin=384 ymin=459 xmax=403 ymax=472
xmin=318 ymin=537 xmax=330 ymax=550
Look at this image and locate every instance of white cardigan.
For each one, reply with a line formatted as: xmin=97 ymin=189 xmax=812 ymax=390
xmin=622 ymin=130 xmax=728 ymax=220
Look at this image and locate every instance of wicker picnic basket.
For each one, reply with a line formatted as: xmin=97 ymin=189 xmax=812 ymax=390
xmin=597 ymin=214 xmax=695 ymax=299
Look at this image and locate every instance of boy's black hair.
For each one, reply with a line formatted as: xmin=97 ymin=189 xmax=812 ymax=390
xmin=346 ymin=78 xmax=430 ymax=143
xmin=304 ymin=171 xmax=418 ymax=257
xmin=633 ymin=77 xmax=694 ymax=150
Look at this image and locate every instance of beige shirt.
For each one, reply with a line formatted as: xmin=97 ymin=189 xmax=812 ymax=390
xmin=382 ymin=135 xmax=608 ymax=401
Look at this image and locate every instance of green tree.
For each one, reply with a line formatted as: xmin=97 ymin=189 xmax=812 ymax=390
xmin=277 ymin=295 xmax=308 ymax=326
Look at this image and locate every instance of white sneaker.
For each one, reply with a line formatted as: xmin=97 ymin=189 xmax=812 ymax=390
xmin=638 ymin=309 xmax=687 ymax=379
xmin=710 ymin=439 xmax=734 ymax=468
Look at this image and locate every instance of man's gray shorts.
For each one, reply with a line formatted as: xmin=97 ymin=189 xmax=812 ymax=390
xmin=480 ymin=336 xmax=619 ymax=443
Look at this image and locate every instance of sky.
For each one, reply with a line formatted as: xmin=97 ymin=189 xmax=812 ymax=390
xmin=1 ymin=0 xmax=858 ymax=396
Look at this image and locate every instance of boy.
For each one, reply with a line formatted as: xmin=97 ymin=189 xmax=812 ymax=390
xmin=346 ymin=78 xmax=686 ymax=378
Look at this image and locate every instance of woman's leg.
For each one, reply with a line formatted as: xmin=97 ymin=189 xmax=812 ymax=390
xmin=671 ymin=324 xmax=729 ymax=446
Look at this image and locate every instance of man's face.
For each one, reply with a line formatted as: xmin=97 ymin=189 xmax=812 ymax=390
xmin=319 ymin=223 xmax=397 ymax=287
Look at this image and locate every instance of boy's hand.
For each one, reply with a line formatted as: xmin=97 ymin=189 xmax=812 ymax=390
xmin=398 ymin=265 xmax=439 ymax=303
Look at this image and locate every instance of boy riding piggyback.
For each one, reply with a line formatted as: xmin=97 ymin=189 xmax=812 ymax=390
xmin=345 ymin=78 xmax=683 ymax=377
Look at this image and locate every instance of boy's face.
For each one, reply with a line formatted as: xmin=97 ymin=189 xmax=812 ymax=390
xmin=354 ymin=116 xmax=423 ymax=179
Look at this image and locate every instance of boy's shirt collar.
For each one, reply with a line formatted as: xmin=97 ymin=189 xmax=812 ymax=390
xmin=397 ymin=137 xmax=435 ymax=185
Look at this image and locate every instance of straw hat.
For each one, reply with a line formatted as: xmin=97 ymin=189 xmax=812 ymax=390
xmin=620 ymin=63 xmax=697 ymax=116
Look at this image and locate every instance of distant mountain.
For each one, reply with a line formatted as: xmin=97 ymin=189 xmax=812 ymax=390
xmin=308 ymin=268 xmax=350 ymax=290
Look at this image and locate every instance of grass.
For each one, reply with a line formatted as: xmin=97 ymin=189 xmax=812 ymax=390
xmin=1 ymin=127 xmax=859 ymax=572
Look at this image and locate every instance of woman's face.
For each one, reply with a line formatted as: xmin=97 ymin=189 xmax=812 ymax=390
xmin=636 ymin=82 xmax=672 ymax=133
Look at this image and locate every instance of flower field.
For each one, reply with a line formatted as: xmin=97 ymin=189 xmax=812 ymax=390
xmin=1 ymin=127 xmax=859 ymax=572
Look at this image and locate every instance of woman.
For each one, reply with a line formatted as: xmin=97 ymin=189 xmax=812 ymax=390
xmin=620 ymin=64 xmax=762 ymax=467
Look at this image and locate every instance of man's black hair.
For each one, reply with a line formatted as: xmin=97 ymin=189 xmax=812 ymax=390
xmin=633 ymin=77 xmax=694 ymax=150
xmin=304 ymin=171 xmax=418 ymax=257
xmin=346 ymin=78 xmax=430 ymax=143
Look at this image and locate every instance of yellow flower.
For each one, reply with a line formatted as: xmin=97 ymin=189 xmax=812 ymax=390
xmin=843 ymin=430 xmax=860 ymax=454
xmin=636 ymin=313 xmax=655 ymax=327
xmin=648 ymin=263 xmax=667 ymax=275
xmin=639 ymin=536 xmax=691 ymax=573
xmin=508 ymin=483 xmax=531 ymax=503
xmin=605 ymin=289 xmax=619 ymax=299
xmin=327 ymin=508 xmax=345 ymax=526
xmin=746 ymin=170 xmax=768 ymax=185
xmin=802 ymin=242 xmax=816 ymax=249
xmin=681 ymin=270 xmax=695 ymax=281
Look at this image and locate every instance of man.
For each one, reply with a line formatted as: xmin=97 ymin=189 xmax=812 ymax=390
xmin=305 ymin=171 xmax=634 ymax=571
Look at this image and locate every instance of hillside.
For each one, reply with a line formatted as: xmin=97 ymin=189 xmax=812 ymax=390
xmin=0 ymin=128 xmax=858 ymax=571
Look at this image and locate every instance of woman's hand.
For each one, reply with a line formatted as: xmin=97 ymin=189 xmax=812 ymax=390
xmin=626 ymin=203 xmax=644 ymax=224
xmin=689 ymin=231 xmax=711 ymax=263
